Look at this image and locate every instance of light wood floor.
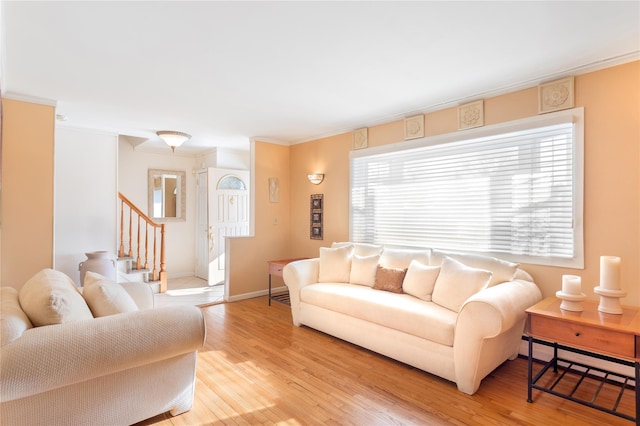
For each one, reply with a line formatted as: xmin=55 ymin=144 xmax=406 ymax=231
xmin=154 ymin=277 xmax=224 ymax=308
xmin=136 ymin=297 xmax=635 ymax=425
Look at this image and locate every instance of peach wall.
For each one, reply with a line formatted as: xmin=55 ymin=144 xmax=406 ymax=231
xmin=289 ymin=134 xmax=352 ymax=258
xmin=1 ymin=98 xmax=55 ymax=288
xmin=227 ymin=141 xmax=291 ymax=298
xmin=289 ymin=61 xmax=639 ymax=306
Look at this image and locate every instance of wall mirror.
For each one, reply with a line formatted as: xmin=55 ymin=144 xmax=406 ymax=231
xmin=148 ymin=169 xmax=186 ymax=222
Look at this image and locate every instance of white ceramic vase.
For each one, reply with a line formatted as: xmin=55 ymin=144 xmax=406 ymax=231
xmin=79 ymin=251 xmax=116 ymax=285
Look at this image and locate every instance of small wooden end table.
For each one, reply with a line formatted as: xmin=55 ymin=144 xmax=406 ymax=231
xmin=267 ymin=258 xmax=307 ymax=306
xmin=525 ymin=297 xmax=639 ymax=423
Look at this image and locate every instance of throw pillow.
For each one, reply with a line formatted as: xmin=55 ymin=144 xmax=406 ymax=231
xmin=82 ymin=272 xmax=139 ymax=317
xmin=19 ymin=269 xmax=94 ymax=326
xmin=402 ymin=260 xmax=441 ymax=301
xmin=379 ymin=247 xmax=431 ymax=269
xmin=1 ymin=287 xmax=33 ymax=345
xmin=432 ymin=250 xmax=519 ymax=287
xmin=431 ymin=257 xmax=493 ymax=312
xmin=349 ymin=254 xmax=381 ymax=287
xmin=332 ymin=242 xmax=384 ymax=257
xmin=373 ymin=265 xmax=406 ymax=293
xmin=318 ymin=245 xmax=353 ymax=283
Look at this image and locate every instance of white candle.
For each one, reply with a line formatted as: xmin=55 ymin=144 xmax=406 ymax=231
xmin=600 ymin=256 xmax=621 ymax=290
xmin=562 ymin=275 xmax=582 ymax=295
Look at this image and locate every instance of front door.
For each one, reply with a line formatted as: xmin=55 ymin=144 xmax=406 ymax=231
xmin=195 ymin=168 xmax=250 ymax=284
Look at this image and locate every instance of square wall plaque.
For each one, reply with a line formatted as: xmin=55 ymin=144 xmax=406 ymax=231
xmin=458 ymin=100 xmax=484 ymax=130
xmin=539 ymin=76 xmax=574 ymax=114
xmin=404 ymin=114 xmax=424 ymax=140
xmin=353 ymin=128 xmax=368 ymax=149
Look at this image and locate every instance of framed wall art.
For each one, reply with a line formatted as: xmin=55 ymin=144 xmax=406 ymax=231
xmin=310 ymin=194 xmax=323 ymax=240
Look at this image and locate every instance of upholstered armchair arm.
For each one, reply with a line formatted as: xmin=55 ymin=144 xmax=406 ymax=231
xmin=119 ymin=281 xmax=155 ymax=309
xmin=0 ymin=305 xmax=205 ymax=402
xmin=283 ymin=258 xmax=319 ymax=326
xmin=453 ymin=279 xmax=542 ymax=394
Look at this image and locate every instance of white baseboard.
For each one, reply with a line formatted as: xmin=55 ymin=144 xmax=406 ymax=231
xmin=227 ymin=285 xmax=288 ymax=302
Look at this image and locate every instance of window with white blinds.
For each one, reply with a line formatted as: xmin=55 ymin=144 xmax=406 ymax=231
xmin=350 ymin=108 xmax=584 ymax=268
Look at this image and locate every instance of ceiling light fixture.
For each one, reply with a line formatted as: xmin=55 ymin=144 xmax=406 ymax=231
xmin=156 ymin=131 xmax=191 ymax=152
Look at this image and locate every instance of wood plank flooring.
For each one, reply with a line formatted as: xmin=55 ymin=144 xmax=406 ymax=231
xmin=135 ymin=297 xmax=635 ymax=425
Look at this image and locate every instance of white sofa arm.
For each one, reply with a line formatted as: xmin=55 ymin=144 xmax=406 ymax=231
xmin=283 ymin=258 xmax=319 ymax=326
xmin=120 ymin=281 xmax=154 ymax=309
xmin=453 ymin=279 xmax=542 ymax=394
xmin=0 ymin=305 xmax=205 ymax=402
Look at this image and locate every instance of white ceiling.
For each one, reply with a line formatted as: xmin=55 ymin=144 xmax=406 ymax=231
xmin=2 ymin=1 xmax=639 ymax=154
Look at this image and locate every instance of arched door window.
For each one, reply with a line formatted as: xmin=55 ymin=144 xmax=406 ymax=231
xmin=217 ymin=175 xmax=246 ymax=190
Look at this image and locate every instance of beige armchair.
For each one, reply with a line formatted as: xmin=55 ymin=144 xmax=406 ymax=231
xmin=1 ymin=274 xmax=206 ymax=426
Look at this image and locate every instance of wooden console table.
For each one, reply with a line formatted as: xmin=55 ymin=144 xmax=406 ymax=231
xmin=526 ymin=297 xmax=639 ymax=423
xmin=267 ymin=258 xmax=307 ymax=306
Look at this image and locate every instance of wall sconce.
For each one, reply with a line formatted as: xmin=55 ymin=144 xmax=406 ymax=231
xmin=307 ymin=173 xmax=325 ymax=185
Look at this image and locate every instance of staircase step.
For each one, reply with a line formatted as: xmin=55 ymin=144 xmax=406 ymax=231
xmin=148 ymin=281 xmax=161 ymax=294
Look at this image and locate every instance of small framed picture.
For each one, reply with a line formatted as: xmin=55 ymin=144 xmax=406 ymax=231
xmin=310 ymin=194 xmax=323 ymax=240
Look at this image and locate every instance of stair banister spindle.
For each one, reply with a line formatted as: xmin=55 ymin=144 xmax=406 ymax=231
xmin=119 ymin=199 xmax=125 ymax=258
xmin=143 ymin=222 xmax=149 ymax=270
xmin=127 ymin=207 xmax=133 ymax=258
xmin=152 ymin=226 xmax=158 ymax=281
xmin=136 ymin=215 xmax=142 ymax=270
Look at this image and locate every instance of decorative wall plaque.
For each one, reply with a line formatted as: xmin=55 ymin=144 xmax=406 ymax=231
xmin=538 ymin=76 xmax=574 ymax=114
xmin=353 ymin=127 xmax=368 ymax=149
xmin=457 ymin=100 xmax=484 ymax=130
xmin=268 ymin=177 xmax=279 ymax=203
xmin=404 ymin=114 xmax=424 ymax=140
xmin=310 ymin=194 xmax=323 ymax=240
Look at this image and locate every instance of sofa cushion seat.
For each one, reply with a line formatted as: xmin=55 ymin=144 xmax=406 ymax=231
xmin=300 ymin=283 xmax=456 ymax=346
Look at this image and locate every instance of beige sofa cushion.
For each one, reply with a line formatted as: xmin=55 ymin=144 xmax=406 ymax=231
xmin=349 ymin=254 xmax=380 ymax=287
xmin=432 ymin=250 xmax=519 ymax=287
xmin=19 ymin=269 xmax=94 ymax=326
xmin=431 ymin=257 xmax=492 ymax=312
xmin=83 ymin=272 xmax=139 ymax=317
xmin=318 ymin=245 xmax=353 ymax=283
xmin=380 ymin=247 xmax=431 ymax=269
xmin=332 ymin=242 xmax=383 ymax=256
xmin=1 ymin=287 xmax=33 ymax=345
xmin=301 ymin=283 xmax=457 ymax=346
xmin=402 ymin=260 xmax=440 ymax=301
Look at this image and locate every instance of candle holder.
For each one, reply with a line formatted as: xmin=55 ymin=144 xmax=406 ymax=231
xmin=555 ymin=290 xmax=586 ymax=312
xmin=594 ymin=286 xmax=626 ymax=314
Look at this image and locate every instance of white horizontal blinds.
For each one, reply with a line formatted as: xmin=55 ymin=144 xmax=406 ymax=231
xmin=351 ymin=121 xmax=575 ymax=262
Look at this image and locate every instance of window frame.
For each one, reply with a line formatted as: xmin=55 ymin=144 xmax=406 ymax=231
xmin=349 ymin=107 xmax=584 ymax=269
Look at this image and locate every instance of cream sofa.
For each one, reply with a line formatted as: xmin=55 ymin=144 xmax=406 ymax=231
xmin=1 ymin=269 xmax=206 ymax=426
xmin=283 ymin=243 xmax=542 ymax=395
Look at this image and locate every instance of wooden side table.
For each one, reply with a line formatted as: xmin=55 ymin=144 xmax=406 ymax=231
xmin=267 ymin=258 xmax=307 ymax=306
xmin=525 ymin=297 xmax=640 ymax=423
